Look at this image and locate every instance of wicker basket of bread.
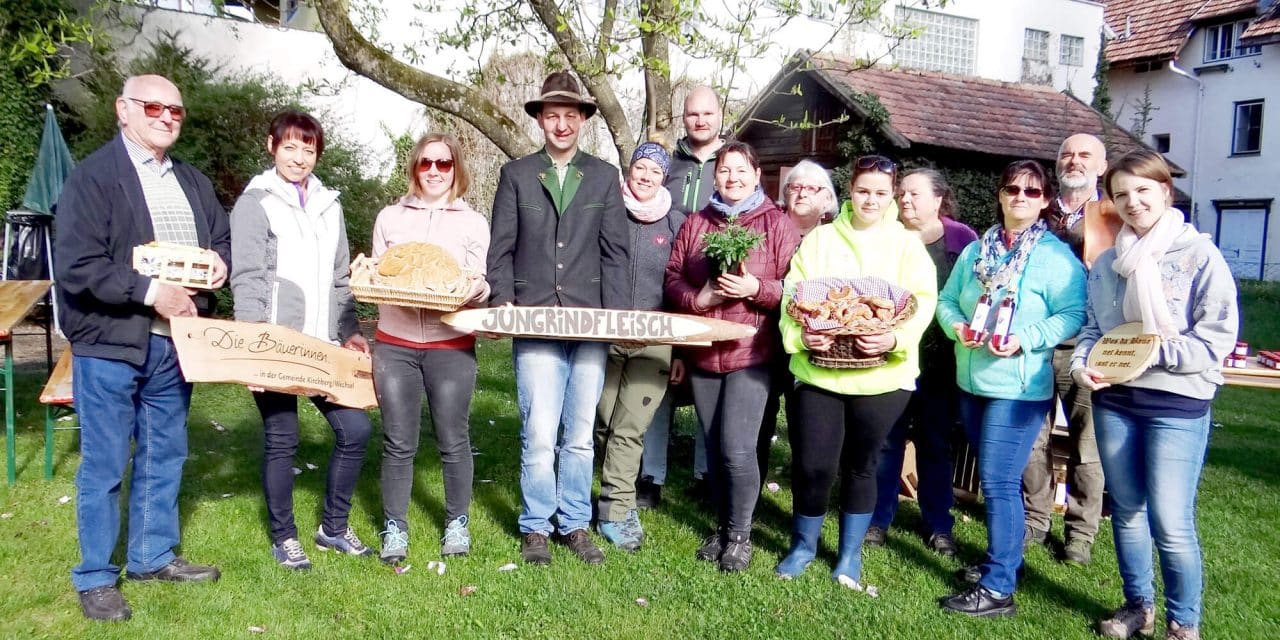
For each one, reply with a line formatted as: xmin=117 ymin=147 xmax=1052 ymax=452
xmin=350 ymin=242 xmax=473 ymax=312
xmin=786 ymin=276 xmax=917 ymax=369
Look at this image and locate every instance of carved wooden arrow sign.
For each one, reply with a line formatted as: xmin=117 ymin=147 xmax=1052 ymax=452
xmin=441 ymin=306 xmax=757 ymax=346
xmin=170 ymin=317 xmax=376 ymax=409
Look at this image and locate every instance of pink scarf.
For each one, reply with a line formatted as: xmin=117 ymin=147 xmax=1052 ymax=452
xmin=621 ymin=177 xmax=672 ymax=223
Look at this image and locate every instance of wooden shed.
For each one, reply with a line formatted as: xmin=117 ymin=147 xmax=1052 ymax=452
xmin=733 ymin=51 xmax=1179 ymax=203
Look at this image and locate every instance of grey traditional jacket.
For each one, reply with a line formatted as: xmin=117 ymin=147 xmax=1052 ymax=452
xmin=487 ymin=149 xmax=630 ymax=309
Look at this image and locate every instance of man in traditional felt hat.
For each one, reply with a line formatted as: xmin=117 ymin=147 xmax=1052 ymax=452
xmin=487 ymin=70 xmax=630 ymax=565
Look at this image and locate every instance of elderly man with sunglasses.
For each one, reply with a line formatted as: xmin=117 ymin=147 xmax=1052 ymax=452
xmin=54 ymin=74 xmax=230 ymax=622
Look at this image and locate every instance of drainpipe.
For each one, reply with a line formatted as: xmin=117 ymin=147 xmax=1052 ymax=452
xmin=1168 ymin=60 xmax=1204 ymax=229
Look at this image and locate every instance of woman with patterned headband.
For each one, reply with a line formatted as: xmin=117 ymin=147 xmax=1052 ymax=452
xmin=594 ymin=142 xmax=687 ymax=552
xmin=774 ymin=155 xmax=937 ymax=588
xmin=936 ymin=159 xmax=1086 ymax=617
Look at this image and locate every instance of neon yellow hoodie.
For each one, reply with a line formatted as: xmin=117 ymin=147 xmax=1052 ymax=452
xmin=779 ymin=200 xmax=938 ymax=395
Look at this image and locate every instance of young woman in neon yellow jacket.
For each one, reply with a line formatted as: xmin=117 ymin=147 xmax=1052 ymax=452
xmin=774 ymin=156 xmax=937 ymax=586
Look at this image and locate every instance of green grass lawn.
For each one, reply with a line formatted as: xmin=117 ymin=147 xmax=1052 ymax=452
xmin=3 ymin=289 xmax=1280 ymax=639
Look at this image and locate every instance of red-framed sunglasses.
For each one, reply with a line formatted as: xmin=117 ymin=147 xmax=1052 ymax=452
xmin=127 ymin=97 xmax=186 ymax=121
xmin=416 ymin=158 xmax=456 ymax=173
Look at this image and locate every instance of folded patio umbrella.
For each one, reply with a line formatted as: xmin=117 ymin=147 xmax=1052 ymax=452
xmin=21 ymin=103 xmax=75 ymax=216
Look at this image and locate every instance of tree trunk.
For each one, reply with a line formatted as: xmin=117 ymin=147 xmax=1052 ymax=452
xmin=641 ymin=0 xmax=675 ymax=149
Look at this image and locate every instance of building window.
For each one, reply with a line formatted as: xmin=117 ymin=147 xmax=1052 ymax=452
xmin=1060 ymin=35 xmax=1084 ymax=66
xmin=1233 ymin=100 xmax=1264 ymax=155
xmin=1205 ymin=20 xmax=1262 ymax=62
xmin=1024 ymin=29 xmax=1050 ymax=63
xmin=893 ymin=6 xmax=978 ymax=76
xmin=1153 ymin=134 xmax=1171 ymax=153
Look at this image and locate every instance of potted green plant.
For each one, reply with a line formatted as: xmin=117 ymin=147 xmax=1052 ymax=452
xmin=701 ymin=222 xmax=765 ymax=274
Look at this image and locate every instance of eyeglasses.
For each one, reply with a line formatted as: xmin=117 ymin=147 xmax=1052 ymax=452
xmin=854 ymin=155 xmax=896 ymax=174
xmin=1000 ymin=185 xmax=1045 ymax=199
xmin=786 ymin=184 xmax=825 ymax=196
xmin=416 ymin=158 xmax=455 ymax=173
xmin=127 ymin=97 xmax=186 ymax=121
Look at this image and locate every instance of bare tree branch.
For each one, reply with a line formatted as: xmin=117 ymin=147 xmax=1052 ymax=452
xmin=312 ymin=0 xmax=537 ymax=159
xmin=526 ymin=0 xmax=636 ymax=160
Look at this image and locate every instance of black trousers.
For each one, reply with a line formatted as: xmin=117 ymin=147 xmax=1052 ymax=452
xmin=790 ymin=384 xmax=911 ymax=516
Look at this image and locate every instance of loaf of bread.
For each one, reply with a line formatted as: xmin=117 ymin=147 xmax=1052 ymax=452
xmin=376 ymin=242 xmax=463 ymax=291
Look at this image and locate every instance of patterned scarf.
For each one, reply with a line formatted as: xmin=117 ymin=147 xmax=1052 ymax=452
xmin=972 ymin=218 xmax=1050 ymax=292
xmin=620 ymin=176 xmax=673 ymax=223
xmin=708 ymin=186 xmax=766 ymax=220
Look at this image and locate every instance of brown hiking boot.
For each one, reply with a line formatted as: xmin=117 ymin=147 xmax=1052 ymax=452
xmin=1099 ymin=599 xmax=1155 ymax=638
xmin=521 ymin=532 xmax=551 ymax=565
xmin=556 ymin=529 xmax=604 ymax=565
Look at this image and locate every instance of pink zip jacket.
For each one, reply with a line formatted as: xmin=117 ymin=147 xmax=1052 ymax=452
xmin=372 ymin=195 xmax=491 ymax=344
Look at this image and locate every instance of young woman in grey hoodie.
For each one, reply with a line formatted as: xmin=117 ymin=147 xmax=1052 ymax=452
xmin=1071 ymin=150 xmax=1238 ymax=640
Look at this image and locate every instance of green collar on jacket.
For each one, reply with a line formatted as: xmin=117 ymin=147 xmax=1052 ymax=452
xmin=537 ymin=148 xmax=586 ymax=215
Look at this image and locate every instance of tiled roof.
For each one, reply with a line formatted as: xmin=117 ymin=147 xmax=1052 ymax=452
xmin=1241 ymin=6 xmax=1280 ymax=39
xmin=1104 ymin=0 xmax=1263 ymax=64
xmin=1191 ymin=0 xmax=1258 ymax=21
xmin=800 ymin=53 xmax=1167 ymax=169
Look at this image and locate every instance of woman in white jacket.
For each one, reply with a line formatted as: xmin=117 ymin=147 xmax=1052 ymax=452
xmin=230 ymin=110 xmax=374 ymax=571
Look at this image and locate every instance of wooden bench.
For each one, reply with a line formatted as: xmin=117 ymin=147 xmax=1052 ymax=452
xmin=40 ymin=347 xmax=75 ymax=480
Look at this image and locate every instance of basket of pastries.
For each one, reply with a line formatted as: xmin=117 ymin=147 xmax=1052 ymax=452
xmin=350 ymin=242 xmax=473 ymax=312
xmin=786 ymin=276 xmax=918 ymax=369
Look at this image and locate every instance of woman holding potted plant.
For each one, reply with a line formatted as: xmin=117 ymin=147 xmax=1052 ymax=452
xmin=664 ymin=141 xmax=800 ymax=572
xmin=774 ymin=155 xmax=938 ymax=586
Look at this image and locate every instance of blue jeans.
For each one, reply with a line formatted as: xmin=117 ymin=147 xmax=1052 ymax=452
xmin=959 ymin=391 xmax=1052 ymax=596
xmin=1095 ymin=406 xmax=1210 ymax=627
xmin=514 ymin=339 xmax=607 ymax=535
xmin=872 ymin=375 xmax=957 ymax=535
xmin=71 ymin=335 xmax=192 ymax=591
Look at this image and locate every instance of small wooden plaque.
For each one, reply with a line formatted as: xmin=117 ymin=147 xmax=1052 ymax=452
xmin=441 ymin=306 xmax=757 ymax=346
xmin=133 ymin=242 xmax=219 ymax=290
xmin=170 ymin=317 xmax=376 ymax=409
xmin=1086 ymin=322 xmax=1161 ymax=384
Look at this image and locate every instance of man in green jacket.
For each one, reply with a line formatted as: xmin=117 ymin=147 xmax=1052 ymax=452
xmin=487 ymin=71 xmax=630 ymax=566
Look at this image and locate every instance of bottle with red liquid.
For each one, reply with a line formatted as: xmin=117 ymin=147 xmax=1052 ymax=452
xmin=991 ymin=287 xmax=1017 ymax=351
xmin=963 ymin=288 xmax=993 ymax=343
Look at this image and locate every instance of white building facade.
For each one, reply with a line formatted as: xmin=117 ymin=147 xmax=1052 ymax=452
xmin=843 ymin=0 xmax=1107 ymax=100
xmin=1107 ymin=1 xmax=1280 ymax=280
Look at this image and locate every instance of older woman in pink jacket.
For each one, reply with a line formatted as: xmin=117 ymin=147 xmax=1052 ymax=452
xmin=372 ymin=133 xmax=490 ymax=564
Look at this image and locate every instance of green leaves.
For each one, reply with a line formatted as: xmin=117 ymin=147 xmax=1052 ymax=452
xmin=701 ymin=222 xmax=765 ymax=274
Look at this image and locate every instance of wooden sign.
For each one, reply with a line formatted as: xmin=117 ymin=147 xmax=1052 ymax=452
xmin=169 ymin=317 xmax=376 ymax=409
xmin=1086 ymin=322 xmax=1161 ymax=384
xmin=133 ymin=242 xmax=219 ymax=290
xmin=441 ymin=306 xmax=757 ymax=346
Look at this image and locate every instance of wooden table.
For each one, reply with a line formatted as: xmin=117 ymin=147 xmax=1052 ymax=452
xmin=1223 ymin=358 xmax=1280 ymax=390
xmin=2 ymin=280 xmax=53 ymax=485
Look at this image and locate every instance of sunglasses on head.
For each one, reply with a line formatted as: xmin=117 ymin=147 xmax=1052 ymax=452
xmin=416 ymin=158 xmax=455 ymax=173
xmin=1000 ymin=185 xmax=1045 ymax=199
xmin=127 ymin=97 xmax=186 ymax=121
xmin=854 ymin=155 xmax=896 ymax=174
